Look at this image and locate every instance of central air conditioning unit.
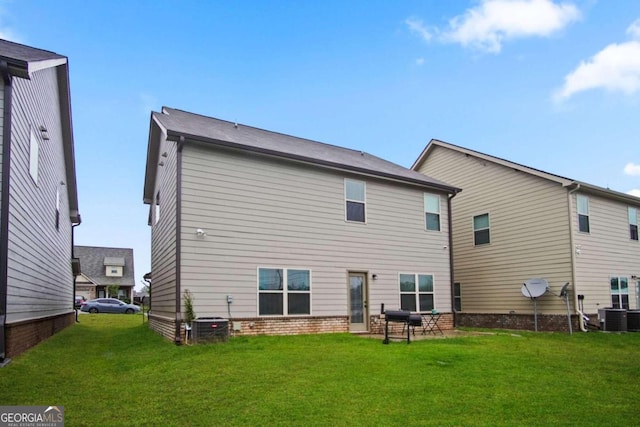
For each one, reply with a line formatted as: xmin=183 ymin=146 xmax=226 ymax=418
xmin=192 ymin=317 xmax=229 ymax=343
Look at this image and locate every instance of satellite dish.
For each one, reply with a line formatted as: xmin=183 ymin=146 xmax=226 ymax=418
xmin=521 ymin=278 xmax=549 ymax=299
xmin=559 ymin=282 xmax=570 ymax=298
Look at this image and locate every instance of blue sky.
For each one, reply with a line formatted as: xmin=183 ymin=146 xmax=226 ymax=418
xmin=2 ymin=0 xmax=639 ymax=289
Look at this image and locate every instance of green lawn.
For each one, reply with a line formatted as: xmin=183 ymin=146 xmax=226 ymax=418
xmin=1 ymin=315 xmax=639 ymax=426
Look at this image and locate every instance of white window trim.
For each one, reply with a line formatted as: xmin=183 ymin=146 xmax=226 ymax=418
xmin=424 ymin=193 xmax=441 ymax=232
xmin=154 ymin=192 xmax=160 ymax=225
xmin=344 ymin=178 xmax=367 ymax=224
xmin=577 ymin=194 xmax=590 ymax=233
xmin=473 ymin=212 xmax=491 ymax=246
xmin=29 ymin=129 xmax=39 ymax=184
xmin=610 ymin=276 xmax=629 ymax=309
xmin=257 ymin=267 xmax=312 ymax=316
xmin=398 ymin=273 xmax=435 ymax=313
xmin=629 ymin=207 xmax=638 ymax=241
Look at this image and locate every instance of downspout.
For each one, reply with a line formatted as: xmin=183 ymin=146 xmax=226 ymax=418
xmin=0 ymin=61 xmax=13 ymax=362
xmin=174 ymin=136 xmax=185 ymax=344
xmin=72 ymin=222 xmax=80 ymax=322
xmin=567 ymin=183 xmax=587 ymax=332
xmin=448 ymin=191 xmax=458 ymax=328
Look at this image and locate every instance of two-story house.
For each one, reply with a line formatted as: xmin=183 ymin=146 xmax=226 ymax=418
xmin=143 ymin=107 xmax=459 ymax=344
xmin=0 ymin=40 xmax=81 ymax=363
xmin=413 ymin=139 xmax=640 ymax=331
xmin=74 ymin=246 xmax=135 ymax=302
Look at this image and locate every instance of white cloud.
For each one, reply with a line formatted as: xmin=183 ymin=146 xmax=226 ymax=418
xmin=0 ymin=6 xmax=21 ymax=42
xmin=628 ymin=189 xmax=640 ymax=198
xmin=554 ymin=41 xmax=640 ymax=101
xmin=627 ymin=18 xmax=640 ymax=40
xmin=405 ymin=17 xmax=432 ymax=42
xmin=441 ymin=0 xmax=580 ymax=53
xmin=624 ymin=162 xmax=640 ymax=176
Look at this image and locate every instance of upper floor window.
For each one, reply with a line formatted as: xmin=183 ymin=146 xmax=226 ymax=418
xmin=29 ymin=130 xmax=39 ymax=184
xmin=55 ymin=188 xmax=60 ymax=231
xmin=154 ymin=192 xmax=160 ymax=225
xmin=424 ymin=193 xmax=441 ymax=231
xmin=629 ymin=207 xmax=638 ymax=241
xmin=610 ymin=277 xmax=629 ymax=309
xmin=106 ymin=266 xmax=123 ymax=277
xmin=399 ymin=273 xmax=434 ymax=312
xmin=577 ymin=195 xmax=590 ymax=233
xmin=345 ymin=179 xmax=366 ymax=223
xmin=258 ymin=268 xmax=311 ymax=316
xmin=473 ymin=213 xmax=490 ymax=246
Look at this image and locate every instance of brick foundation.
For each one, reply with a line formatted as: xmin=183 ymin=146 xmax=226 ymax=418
xmin=228 ymin=316 xmax=349 ymax=336
xmin=456 ymin=312 xmax=589 ymax=332
xmin=4 ymin=312 xmax=75 ymax=358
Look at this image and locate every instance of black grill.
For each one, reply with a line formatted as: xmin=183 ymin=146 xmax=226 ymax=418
xmin=383 ymin=310 xmax=417 ymax=344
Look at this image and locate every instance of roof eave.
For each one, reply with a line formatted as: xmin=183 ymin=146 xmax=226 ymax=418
xmin=565 ymin=181 xmax=640 ymax=206
xmin=143 ymin=113 xmax=163 ymax=204
xmin=56 ymin=63 xmax=81 ymax=224
xmin=165 ymin=130 xmax=460 ymax=194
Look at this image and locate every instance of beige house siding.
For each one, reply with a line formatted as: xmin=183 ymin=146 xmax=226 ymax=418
xmin=149 ymin=133 xmax=178 ymax=319
xmin=6 ymin=67 xmax=74 ymax=323
xmin=416 ymin=144 xmax=573 ymax=315
xmin=570 ymin=191 xmax=640 ymax=312
xmin=178 ymin=141 xmax=453 ymax=321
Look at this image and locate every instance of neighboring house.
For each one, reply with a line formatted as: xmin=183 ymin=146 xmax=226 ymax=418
xmin=413 ymin=139 xmax=640 ymax=331
xmin=143 ymin=107 xmax=459 ymax=344
xmin=74 ymin=246 xmax=135 ymax=301
xmin=0 ymin=40 xmax=81 ymax=363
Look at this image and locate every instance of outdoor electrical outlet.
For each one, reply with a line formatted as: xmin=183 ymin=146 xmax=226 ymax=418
xmin=227 ymin=295 xmax=233 ymax=303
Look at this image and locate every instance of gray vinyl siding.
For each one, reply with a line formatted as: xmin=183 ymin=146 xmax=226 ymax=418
xmin=179 ymin=141 xmax=452 ymax=319
xmin=571 ymin=192 xmax=640 ymax=311
xmin=0 ymin=80 xmax=4 ymax=207
xmin=6 ymin=67 xmax=74 ymax=322
xmin=149 ymin=134 xmax=178 ymax=318
xmin=416 ymin=145 xmax=573 ymax=314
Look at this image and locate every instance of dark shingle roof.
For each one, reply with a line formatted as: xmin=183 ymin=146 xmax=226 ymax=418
xmin=0 ymin=39 xmax=67 ymax=78
xmin=75 ymin=246 xmax=135 ymax=287
xmin=148 ymin=107 xmax=459 ymax=197
xmin=0 ymin=38 xmax=65 ymax=63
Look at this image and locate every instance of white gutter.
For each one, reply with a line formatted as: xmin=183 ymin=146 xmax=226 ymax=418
xmin=567 ymin=183 xmax=587 ymax=332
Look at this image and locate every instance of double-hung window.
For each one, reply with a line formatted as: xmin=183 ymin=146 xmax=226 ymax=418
xmin=453 ymin=282 xmax=462 ymax=312
xmin=424 ymin=193 xmax=441 ymax=231
xmin=29 ymin=130 xmax=39 ymax=184
xmin=399 ymin=274 xmax=434 ymax=312
xmin=629 ymin=207 xmax=638 ymax=241
xmin=258 ymin=268 xmax=311 ymax=316
xmin=610 ymin=277 xmax=629 ymax=309
xmin=473 ymin=213 xmax=490 ymax=245
xmin=345 ymin=179 xmax=366 ymax=223
xmin=577 ymin=195 xmax=590 ymax=233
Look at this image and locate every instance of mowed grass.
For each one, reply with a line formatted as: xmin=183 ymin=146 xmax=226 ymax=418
xmin=1 ymin=315 xmax=639 ymax=426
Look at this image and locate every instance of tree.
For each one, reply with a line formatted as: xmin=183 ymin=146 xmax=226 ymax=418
xmin=183 ymin=289 xmax=196 ymax=324
xmin=107 ymin=284 xmax=120 ymax=299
